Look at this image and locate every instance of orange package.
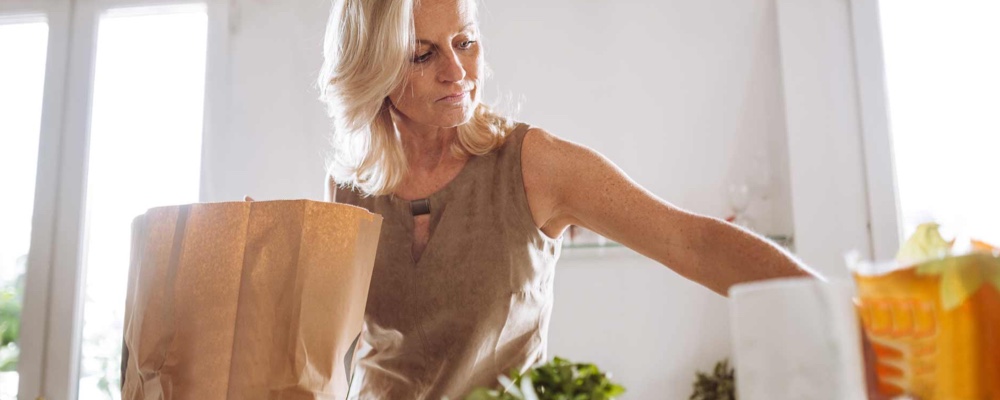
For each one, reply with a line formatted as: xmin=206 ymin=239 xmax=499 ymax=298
xmin=852 ymin=224 xmax=1000 ymax=399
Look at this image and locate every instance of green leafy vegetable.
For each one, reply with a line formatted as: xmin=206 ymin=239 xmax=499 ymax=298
xmin=0 ymin=254 xmax=26 ymax=372
xmin=464 ymin=357 xmax=625 ymax=400
xmin=896 ymin=222 xmax=953 ymax=265
xmin=689 ymin=359 xmax=735 ymax=400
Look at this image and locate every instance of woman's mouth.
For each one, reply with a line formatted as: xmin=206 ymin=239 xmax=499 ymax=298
xmin=438 ymin=91 xmax=468 ymax=103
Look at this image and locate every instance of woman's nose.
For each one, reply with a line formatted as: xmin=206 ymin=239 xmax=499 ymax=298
xmin=438 ymin=51 xmax=466 ymax=83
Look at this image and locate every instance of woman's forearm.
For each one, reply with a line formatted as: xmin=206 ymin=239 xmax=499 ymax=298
xmin=687 ymin=216 xmax=822 ymax=296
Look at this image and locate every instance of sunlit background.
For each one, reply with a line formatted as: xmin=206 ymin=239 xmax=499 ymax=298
xmin=78 ymin=6 xmax=206 ymax=399
xmin=0 ymin=17 xmax=48 ymax=400
xmin=1 ymin=0 xmax=998 ymax=399
xmin=0 ymin=5 xmax=206 ymax=400
xmin=880 ymin=0 xmax=1000 ymax=245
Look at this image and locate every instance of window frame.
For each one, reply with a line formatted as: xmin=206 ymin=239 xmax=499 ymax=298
xmin=848 ymin=0 xmax=903 ymax=262
xmin=4 ymin=0 xmax=229 ymax=398
xmin=773 ymin=0 xmax=904 ymax=275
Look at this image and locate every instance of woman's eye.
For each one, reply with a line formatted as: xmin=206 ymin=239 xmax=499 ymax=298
xmin=413 ymin=52 xmax=432 ymax=63
xmin=458 ymin=40 xmax=476 ymax=49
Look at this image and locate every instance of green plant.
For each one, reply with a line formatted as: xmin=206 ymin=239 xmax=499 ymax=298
xmin=78 ymin=282 xmax=122 ymax=399
xmin=464 ymin=356 xmax=625 ymax=400
xmin=689 ymin=359 xmax=736 ymax=400
xmin=0 ymin=254 xmax=26 ymax=372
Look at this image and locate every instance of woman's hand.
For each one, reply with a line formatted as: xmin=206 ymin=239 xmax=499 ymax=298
xmin=521 ymin=127 xmax=821 ymax=296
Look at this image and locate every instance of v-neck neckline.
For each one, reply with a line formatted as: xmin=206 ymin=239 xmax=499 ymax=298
xmin=388 ymin=153 xmax=477 ymax=205
xmin=388 ymin=154 xmax=480 ymax=268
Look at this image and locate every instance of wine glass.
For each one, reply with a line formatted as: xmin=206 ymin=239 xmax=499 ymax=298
xmin=728 ymin=182 xmax=754 ymax=230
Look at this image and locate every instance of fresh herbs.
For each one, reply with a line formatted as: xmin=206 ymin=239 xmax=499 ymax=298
xmin=465 ymin=357 xmax=625 ymax=400
xmin=0 ymin=255 xmax=25 ymax=372
xmin=690 ymin=359 xmax=735 ymax=400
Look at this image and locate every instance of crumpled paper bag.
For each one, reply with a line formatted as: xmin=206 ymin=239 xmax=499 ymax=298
xmin=121 ymin=200 xmax=382 ymax=399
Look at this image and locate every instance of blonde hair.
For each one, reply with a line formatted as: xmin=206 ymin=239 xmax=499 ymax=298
xmin=318 ymin=0 xmax=515 ymax=197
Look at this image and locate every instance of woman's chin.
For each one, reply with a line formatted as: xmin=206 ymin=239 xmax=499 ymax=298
xmin=432 ymin=107 xmax=475 ymax=127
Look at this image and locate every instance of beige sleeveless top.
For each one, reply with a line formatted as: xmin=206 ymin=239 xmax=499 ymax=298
xmin=334 ymin=122 xmax=564 ymax=399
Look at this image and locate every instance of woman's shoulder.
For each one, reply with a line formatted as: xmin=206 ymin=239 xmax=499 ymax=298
xmin=513 ymin=124 xmax=579 ymax=233
xmin=518 ymin=124 xmax=577 ymax=174
xmin=517 ymin=124 xmax=613 ymax=207
xmin=495 ymin=121 xmax=553 ymax=159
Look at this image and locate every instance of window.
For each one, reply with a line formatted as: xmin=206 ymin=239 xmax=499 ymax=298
xmin=879 ymin=0 xmax=1000 ymax=244
xmin=78 ymin=5 xmax=207 ymax=399
xmin=0 ymin=16 xmax=49 ymax=400
xmin=0 ymin=1 xmax=219 ymax=398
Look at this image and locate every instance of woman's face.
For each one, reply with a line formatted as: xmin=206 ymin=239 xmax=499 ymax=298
xmin=389 ymin=0 xmax=481 ymax=128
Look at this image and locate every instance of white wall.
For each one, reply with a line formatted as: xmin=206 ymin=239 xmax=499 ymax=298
xmin=202 ymin=0 xmax=797 ymax=398
xmin=479 ymin=0 xmax=794 ymax=236
xmin=550 ymin=251 xmax=732 ymax=399
xmin=478 ymin=1 xmax=794 ymax=398
xmin=200 ymin=0 xmax=332 ymax=202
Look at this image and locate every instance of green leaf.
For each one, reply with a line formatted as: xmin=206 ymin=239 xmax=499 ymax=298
xmin=690 ymin=359 xmax=735 ymax=400
xmin=464 ymin=357 xmax=626 ymax=400
xmin=898 ymin=223 xmax=953 ymax=266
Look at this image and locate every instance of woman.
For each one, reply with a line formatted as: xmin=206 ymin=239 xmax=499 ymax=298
xmin=317 ymin=0 xmax=820 ymax=398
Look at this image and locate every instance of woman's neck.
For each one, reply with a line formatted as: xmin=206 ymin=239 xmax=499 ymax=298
xmin=394 ymin=116 xmax=461 ymax=173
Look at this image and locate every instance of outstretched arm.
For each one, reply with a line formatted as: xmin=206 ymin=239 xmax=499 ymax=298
xmin=522 ymin=127 xmax=821 ymax=296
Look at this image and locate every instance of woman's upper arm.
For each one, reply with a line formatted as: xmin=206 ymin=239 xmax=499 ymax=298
xmin=526 ymin=127 xmax=707 ymax=277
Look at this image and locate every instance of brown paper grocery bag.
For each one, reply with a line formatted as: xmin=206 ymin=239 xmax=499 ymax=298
xmin=121 ymin=200 xmax=382 ymax=400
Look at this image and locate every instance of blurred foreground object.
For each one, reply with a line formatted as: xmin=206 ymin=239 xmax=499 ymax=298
xmin=852 ymin=223 xmax=1000 ymax=399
